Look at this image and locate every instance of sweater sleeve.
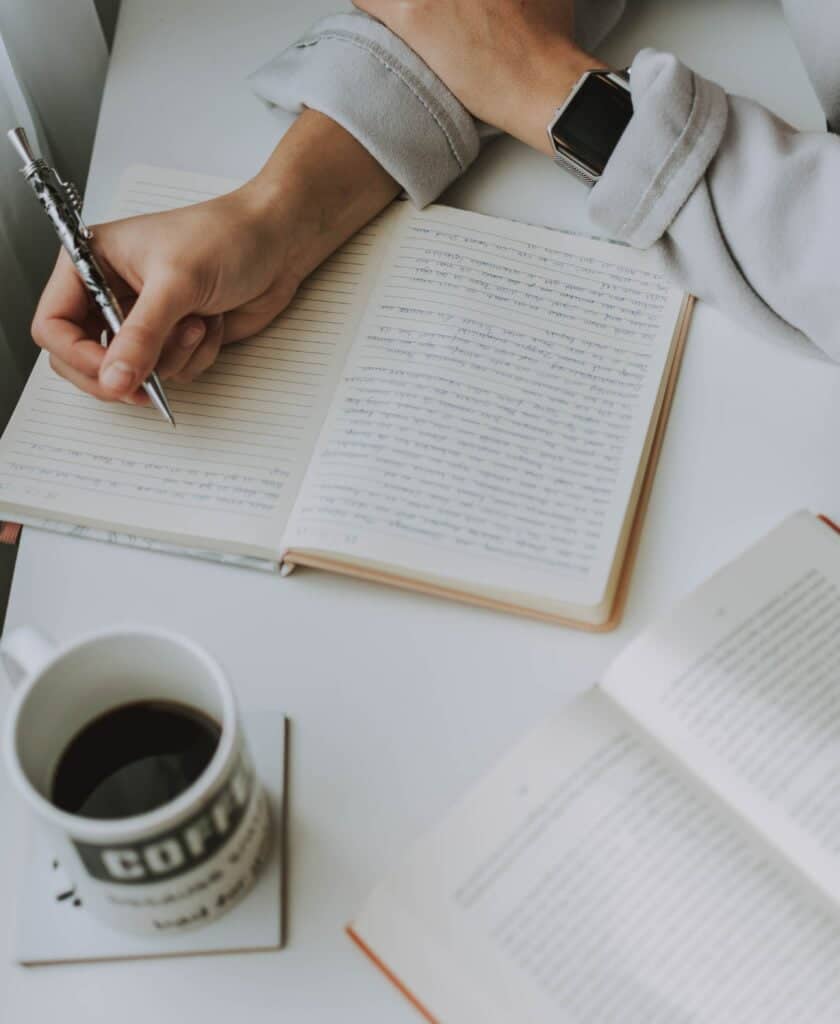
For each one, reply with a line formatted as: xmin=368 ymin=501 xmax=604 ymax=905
xmin=248 ymin=11 xmax=479 ymax=208
xmin=248 ymin=4 xmax=627 ymax=207
xmin=589 ymin=48 xmax=840 ymax=360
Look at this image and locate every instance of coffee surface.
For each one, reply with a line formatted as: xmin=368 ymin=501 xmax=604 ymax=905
xmin=51 ymin=700 xmax=221 ymax=819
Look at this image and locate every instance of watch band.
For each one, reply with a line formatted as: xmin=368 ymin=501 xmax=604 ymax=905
xmin=547 ymin=68 xmax=632 ymax=186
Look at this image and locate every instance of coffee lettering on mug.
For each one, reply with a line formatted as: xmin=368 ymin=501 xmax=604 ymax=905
xmin=102 ymin=850 xmax=146 ymax=881
xmin=73 ymin=754 xmax=256 ymax=884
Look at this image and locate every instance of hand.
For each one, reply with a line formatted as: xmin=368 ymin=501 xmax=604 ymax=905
xmin=353 ymin=0 xmax=602 ymax=155
xmin=32 ymin=111 xmax=399 ymax=405
xmin=32 ymin=182 xmax=303 ymax=405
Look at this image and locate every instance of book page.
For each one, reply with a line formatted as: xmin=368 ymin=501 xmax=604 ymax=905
xmin=285 ymin=205 xmax=684 ymax=614
xmin=0 ymin=167 xmax=398 ymax=558
xmin=353 ymin=692 xmax=840 ymax=1024
xmin=603 ymin=511 xmax=840 ymax=909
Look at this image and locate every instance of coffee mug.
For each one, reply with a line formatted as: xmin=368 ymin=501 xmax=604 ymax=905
xmin=1 ymin=625 xmax=272 ymax=936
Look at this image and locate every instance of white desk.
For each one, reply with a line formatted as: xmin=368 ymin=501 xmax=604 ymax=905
xmin=2 ymin=1 xmax=837 ymax=1020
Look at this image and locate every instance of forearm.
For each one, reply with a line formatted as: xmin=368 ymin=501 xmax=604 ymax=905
xmin=249 ymin=7 xmax=626 ymax=210
xmin=242 ymin=109 xmax=400 ymax=285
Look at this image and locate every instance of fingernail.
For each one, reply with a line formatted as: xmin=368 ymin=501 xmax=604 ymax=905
xmin=180 ymin=322 xmax=205 ymax=349
xmin=101 ymin=361 xmax=135 ymax=392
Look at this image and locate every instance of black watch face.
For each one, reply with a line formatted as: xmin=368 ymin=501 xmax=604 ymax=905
xmin=552 ymin=74 xmax=633 ymax=177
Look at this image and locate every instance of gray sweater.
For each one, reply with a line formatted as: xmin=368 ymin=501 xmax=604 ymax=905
xmin=249 ymin=1 xmax=840 ymax=361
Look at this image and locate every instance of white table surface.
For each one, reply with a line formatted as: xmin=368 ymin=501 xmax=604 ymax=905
xmin=2 ymin=1 xmax=837 ymax=1020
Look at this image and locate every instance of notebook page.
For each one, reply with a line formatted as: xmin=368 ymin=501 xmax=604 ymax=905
xmin=353 ymin=692 xmax=840 ymax=1023
xmin=0 ymin=167 xmax=396 ymax=558
xmin=603 ymin=511 xmax=840 ymax=912
xmin=286 ymin=204 xmax=684 ymax=609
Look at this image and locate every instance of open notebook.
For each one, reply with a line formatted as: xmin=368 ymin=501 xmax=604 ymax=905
xmin=350 ymin=512 xmax=840 ymax=1022
xmin=0 ymin=167 xmax=692 ymax=628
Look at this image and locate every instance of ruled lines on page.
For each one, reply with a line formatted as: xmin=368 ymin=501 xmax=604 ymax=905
xmin=0 ymin=167 xmax=391 ymax=556
xmin=287 ymin=205 xmax=683 ymax=606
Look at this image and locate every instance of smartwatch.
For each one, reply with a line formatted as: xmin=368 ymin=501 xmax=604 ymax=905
xmin=546 ymin=68 xmax=633 ymax=186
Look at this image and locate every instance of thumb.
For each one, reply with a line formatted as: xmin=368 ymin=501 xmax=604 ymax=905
xmin=99 ymin=274 xmax=194 ymax=396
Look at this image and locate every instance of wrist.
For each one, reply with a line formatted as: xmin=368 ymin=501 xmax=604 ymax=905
xmin=243 ymin=110 xmax=399 ymax=285
xmin=504 ymin=43 xmax=606 ymax=156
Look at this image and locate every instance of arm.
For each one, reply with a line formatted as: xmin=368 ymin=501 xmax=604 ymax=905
xmin=355 ymin=0 xmax=840 ymax=361
xmin=32 ymin=110 xmax=399 ymax=403
xmin=248 ymin=6 xmax=626 ymax=207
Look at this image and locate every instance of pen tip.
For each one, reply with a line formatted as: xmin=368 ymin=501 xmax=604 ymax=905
xmin=142 ymin=372 xmax=175 ymax=426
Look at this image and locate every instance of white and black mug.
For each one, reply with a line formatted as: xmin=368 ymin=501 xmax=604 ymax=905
xmin=1 ymin=625 xmax=272 ymax=936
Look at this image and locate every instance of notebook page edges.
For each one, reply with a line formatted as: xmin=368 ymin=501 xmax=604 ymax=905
xmin=352 ymin=691 xmax=840 ymax=1022
xmin=284 ymin=203 xmax=684 ymax=612
xmin=0 ymin=166 xmax=400 ymax=558
xmin=602 ymin=510 xmax=840 ymax=911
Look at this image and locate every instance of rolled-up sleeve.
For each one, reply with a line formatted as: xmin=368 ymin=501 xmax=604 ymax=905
xmin=249 ymin=4 xmax=627 ymax=207
xmin=590 ymin=48 xmax=840 ymax=359
xmin=248 ymin=12 xmax=480 ymax=207
xmin=589 ymin=50 xmax=729 ymax=248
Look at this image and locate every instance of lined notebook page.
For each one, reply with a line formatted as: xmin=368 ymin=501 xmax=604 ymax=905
xmin=0 ymin=166 xmax=395 ymax=558
xmin=286 ymin=204 xmax=684 ymax=610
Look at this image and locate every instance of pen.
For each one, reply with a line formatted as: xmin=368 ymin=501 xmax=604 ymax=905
xmin=7 ymin=126 xmax=175 ymax=427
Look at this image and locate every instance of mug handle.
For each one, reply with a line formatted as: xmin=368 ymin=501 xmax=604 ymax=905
xmin=0 ymin=626 xmax=55 ymax=687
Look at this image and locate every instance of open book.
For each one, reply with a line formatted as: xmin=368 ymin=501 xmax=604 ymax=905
xmin=349 ymin=511 xmax=840 ymax=1022
xmin=0 ymin=167 xmax=691 ymax=628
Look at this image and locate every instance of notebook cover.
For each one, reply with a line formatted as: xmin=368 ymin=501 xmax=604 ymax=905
xmin=287 ymin=295 xmax=694 ymax=631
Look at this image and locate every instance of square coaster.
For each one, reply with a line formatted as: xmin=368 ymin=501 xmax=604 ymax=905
xmin=15 ymin=710 xmax=288 ymax=965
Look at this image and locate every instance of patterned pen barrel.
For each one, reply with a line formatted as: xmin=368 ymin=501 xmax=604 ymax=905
xmin=7 ymin=126 xmax=175 ymax=427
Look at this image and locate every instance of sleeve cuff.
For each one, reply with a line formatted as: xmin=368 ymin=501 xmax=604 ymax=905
xmin=588 ymin=48 xmax=729 ymax=248
xmin=247 ymin=12 xmax=480 ymax=207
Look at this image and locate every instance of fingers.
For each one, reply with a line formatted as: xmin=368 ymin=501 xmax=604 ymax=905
xmin=99 ymin=271 xmax=196 ymax=398
xmin=47 ymin=312 xmax=224 ymax=402
xmin=155 ymin=315 xmax=208 ymax=379
xmin=222 ymin=308 xmax=279 ymax=345
xmin=34 ymin=249 xmax=90 ymax=328
xmin=34 ymin=242 xmax=285 ymax=403
xmin=171 ymin=314 xmax=225 ymax=384
xmin=32 ymin=251 xmax=108 ymax=378
xmin=49 ymin=355 xmax=149 ymax=405
xmin=34 ymin=251 xmax=203 ymax=400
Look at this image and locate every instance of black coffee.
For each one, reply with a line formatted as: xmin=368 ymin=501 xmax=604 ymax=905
xmin=51 ymin=700 xmax=221 ymax=820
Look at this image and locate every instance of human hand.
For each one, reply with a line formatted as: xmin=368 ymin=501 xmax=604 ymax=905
xmin=32 ymin=110 xmax=399 ymax=405
xmin=353 ymin=0 xmax=602 ymax=155
xmin=32 ymin=184 xmax=302 ymax=404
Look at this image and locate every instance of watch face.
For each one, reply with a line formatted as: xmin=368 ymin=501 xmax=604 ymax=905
xmin=552 ymin=74 xmax=633 ymax=177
